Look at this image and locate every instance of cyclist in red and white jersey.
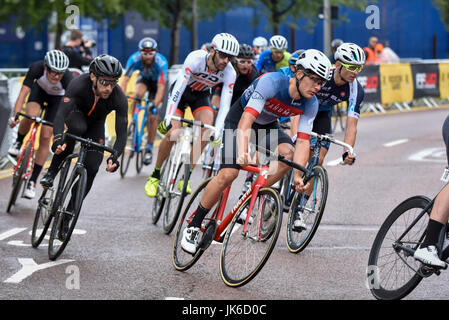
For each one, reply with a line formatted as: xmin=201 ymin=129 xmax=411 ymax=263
xmin=144 ymin=33 xmax=239 ymax=197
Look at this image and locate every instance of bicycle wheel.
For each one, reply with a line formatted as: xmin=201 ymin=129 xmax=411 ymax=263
xmin=286 ymin=165 xmax=328 ymax=253
xmin=172 ymin=177 xmax=216 ymax=271
xmin=48 ymin=166 xmax=87 ymax=260
xmin=367 ymin=196 xmax=432 ymax=300
xmin=151 ymin=160 xmax=167 ymax=224
xmin=162 ymin=162 xmax=189 ymax=234
xmin=220 ymin=187 xmax=282 ymax=287
xmin=31 ymin=188 xmax=54 ymax=247
xmin=7 ymin=140 xmax=31 ymax=213
xmin=136 ymin=149 xmax=144 ymax=174
xmin=120 ymin=122 xmax=135 ymax=178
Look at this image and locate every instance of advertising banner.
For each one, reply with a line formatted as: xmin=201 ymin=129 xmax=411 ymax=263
xmin=357 ymin=65 xmax=381 ymax=103
xmin=411 ymin=63 xmax=440 ymax=99
xmin=439 ymin=62 xmax=449 ymax=99
xmin=380 ymin=63 xmax=414 ymax=104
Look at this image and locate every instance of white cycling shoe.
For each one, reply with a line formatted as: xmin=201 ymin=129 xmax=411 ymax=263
xmin=181 ymin=226 xmax=200 ymax=254
xmin=414 ymin=245 xmax=447 ymax=268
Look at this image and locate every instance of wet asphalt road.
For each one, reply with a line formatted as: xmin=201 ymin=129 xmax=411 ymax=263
xmin=1 ymin=107 xmax=449 ymax=301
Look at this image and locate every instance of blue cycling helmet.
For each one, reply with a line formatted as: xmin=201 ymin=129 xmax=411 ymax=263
xmin=288 ymin=49 xmax=305 ymax=66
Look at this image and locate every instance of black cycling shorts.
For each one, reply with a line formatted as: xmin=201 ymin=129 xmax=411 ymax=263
xmin=169 ymin=82 xmax=213 ymax=117
xmin=27 ymin=82 xmax=63 ymax=124
xmin=136 ymin=76 xmax=158 ymax=99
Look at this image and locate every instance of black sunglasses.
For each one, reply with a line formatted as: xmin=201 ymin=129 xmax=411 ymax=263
xmin=217 ymin=51 xmax=234 ymax=60
xmin=98 ymin=78 xmax=118 ymax=87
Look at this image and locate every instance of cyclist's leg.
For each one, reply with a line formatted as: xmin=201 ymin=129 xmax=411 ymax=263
xmin=191 ymin=106 xmax=214 ymax=168
xmin=310 ymin=110 xmax=332 ymax=166
xmin=443 ymin=114 xmax=449 ymax=166
xmin=14 ymin=101 xmax=41 ymax=150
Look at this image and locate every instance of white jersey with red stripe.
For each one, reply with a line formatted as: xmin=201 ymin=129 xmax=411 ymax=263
xmin=241 ymin=72 xmax=318 ymax=140
xmin=164 ymin=49 xmax=236 ymax=134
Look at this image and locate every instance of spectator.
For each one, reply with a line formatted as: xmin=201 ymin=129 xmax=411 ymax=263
xmin=378 ymin=41 xmax=400 ymax=64
xmin=329 ymin=38 xmax=343 ymax=64
xmin=363 ymin=35 xmax=381 ymax=65
xmin=61 ymin=29 xmax=94 ymax=70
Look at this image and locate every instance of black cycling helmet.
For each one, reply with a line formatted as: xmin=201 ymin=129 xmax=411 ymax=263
xmin=238 ymin=43 xmax=254 ymax=59
xmin=331 ymin=38 xmax=344 ymax=50
xmin=89 ymin=54 xmax=123 ymax=78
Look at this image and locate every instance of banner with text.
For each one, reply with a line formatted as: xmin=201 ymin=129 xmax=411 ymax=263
xmin=380 ymin=63 xmax=414 ymax=104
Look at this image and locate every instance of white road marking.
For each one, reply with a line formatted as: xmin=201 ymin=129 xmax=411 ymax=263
xmin=409 ymin=148 xmax=446 ymax=163
xmin=165 ymin=297 xmax=185 ymax=300
xmin=383 ymin=139 xmax=409 ymax=147
xmin=326 ymin=158 xmax=342 ymax=167
xmin=0 ymin=228 xmax=27 ymax=241
xmin=4 ymin=258 xmax=74 ymax=284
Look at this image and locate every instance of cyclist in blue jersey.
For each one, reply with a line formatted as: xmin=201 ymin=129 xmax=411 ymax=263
xmin=278 ymin=49 xmax=305 ymax=78
xmin=120 ymin=37 xmax=168 ymax=165
xmin=256 ymin=35 xmax=291 ymax=73
xmin=180 ymin=49 xmax=333 ymax=254
xmin=313 ymin=43 xmax=365 ymax=167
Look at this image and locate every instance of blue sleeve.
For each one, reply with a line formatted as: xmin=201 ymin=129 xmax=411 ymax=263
xmin=124 ymin=53 xmax=139 ymax=77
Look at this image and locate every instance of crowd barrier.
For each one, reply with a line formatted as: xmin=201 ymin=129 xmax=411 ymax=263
xmin=357 ymin=61 xmax=449 ymax=113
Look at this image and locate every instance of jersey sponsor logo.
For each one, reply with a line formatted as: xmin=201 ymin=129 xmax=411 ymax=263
xmin=265 ymin=98 xmax=304 ymax=117
xmin=63 ymin=97 xmax=70 ymax=103
xmin=185 ymin=67 xmax=192 ymax=75
xmin=251 ymin=91 xmax=264 ymax=100
xmin=228 ymin=83 xmax=234 ymax=89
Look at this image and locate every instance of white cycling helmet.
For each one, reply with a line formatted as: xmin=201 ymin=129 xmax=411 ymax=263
xmin=211 ymin=33 xmax=240 ymax=57
xmin=296 ymin=49 xmax=333 ymax=81
xmin=44 ymin=50 xmax=69 ymax=73
xmin=269 ymin=35 xmax=288 ymax=50
xmin=334 ymin=43 xmax=366 ymax=65
xmin=252 ymin=36 xmax=268 ymax=48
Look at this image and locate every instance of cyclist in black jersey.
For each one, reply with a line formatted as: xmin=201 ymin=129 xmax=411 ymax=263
xmin=211 ymin=43 xmax=260 ymax=112
xmin=8 ymin=50 xmax=72 ymax=199
xmin=413 ymin=115 xmax=449 ymax=268
xmin=40 ymin=55 xmax=128 ymax=203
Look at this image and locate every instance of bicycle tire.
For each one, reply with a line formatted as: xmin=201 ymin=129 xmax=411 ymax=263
xmin=163 ymin=163 xmax=190 ymax=234
xmin=286 ymin=165 xmax=328 ymax=253
xmin=136 ymin=150 xmax=144 ymax=174
xmin=48 ymin=166 xmax=87 ymax=260
xmin=7 ymin=140 xmax=32 ymax=213
xmin=120 ymin=122 xmax=135 ymax=178
xmin=368 ymin=195 xmax=432 ymax=300
xmin=172 ymin=177 xmax=215 ymax=272
xmin=31 ymin=188 xmax=54 ymax=247
xmin=151 ymin=160 xmax=168 ymax=224
xmin=220 ymin=187 xmax=282 ymax=287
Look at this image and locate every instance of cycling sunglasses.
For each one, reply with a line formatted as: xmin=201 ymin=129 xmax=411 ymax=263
xmin=301 ymin=70 xmax=327 ymax=87
xmin=217 ymin=51 xmax=234 ymax=60
xmin=47 ymin=69 xmax=64 ymax=77
xmin=98 ymin=78 xmax=118 ymax=87
xmin=340 ymin=62 xmax=363 ymax=73
xmin=236 ymin=59 xmax=252 ymax=66
xmin=140 ymin=50 xmax=156 ymax=56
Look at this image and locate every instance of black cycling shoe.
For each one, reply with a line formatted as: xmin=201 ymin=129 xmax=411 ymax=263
xmin=40 ymin=171 xmax=56 ymax=188
xmin=57 ymin=215 xmax=70 ymax=242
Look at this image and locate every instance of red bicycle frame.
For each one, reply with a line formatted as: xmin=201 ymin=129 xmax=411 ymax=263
xmin=188 ymin=163 xmax=270 ymax=241
xmin=13 ymin=122 xmax=39 ymax=180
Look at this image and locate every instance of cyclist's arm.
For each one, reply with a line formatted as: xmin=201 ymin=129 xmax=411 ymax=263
xmin=294 ymin=98 xmax=318 ymax=169
xmin=154 ymin=82 xmax=165 ymax=107
xmin=344 ymin=81 xmax=364 ymax=151
xmin=120 ymin=75 xmax=130 ymax=93
xmin=214 ymin=66 xmax=236 ymax=135
xmin=53 ymin=95 xmax=77 ymax=138
xmin=236 ymin=111 xmax=257 ymax=164
xmin=154 ymin=56 xmax=168 ymax=107
xmin=163 ymin=54 xmax=198 ymax=125
xmin=289 ymin=115 xmax=300 ymax=139
xmin=113 ymin=94 xmax=129 ymax=158
xmin=255 ymin=51 xmax=266 ymax=73
xmin=13 ymin=85 xmax=31 ymax=116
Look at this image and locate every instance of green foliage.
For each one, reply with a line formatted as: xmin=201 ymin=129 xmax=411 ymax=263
xmin=434 ymin=0 xmax=449 ymax=31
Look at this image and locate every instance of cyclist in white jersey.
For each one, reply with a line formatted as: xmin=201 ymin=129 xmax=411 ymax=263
xmin=144 ymin=33 xmax=239 ymax=197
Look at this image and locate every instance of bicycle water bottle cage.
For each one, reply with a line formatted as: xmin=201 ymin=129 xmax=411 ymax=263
xmin=441 ymin=166 xmax=449 ymax=183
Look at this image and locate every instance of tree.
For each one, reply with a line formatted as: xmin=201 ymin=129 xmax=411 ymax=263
xmin=245 ymin=0 xmax=370 ymax=35
xmin=0 ymin=0 xmax=151 ymax=49
xmin=434 ymin=0 xmax=449 ymax=31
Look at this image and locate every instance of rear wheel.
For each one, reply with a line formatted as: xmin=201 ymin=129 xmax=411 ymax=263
xmin=220 ymin=187 xmax=282 ymax=287
xmin=7 ymin=140 xmax=32 ymax=213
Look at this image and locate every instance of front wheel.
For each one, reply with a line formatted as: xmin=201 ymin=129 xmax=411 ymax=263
xmin=7 ymin=140 xmax=32 ymax=213
xmin=120 ymin=122 xmax=136 ymax=178
xmin=31 ymin=188 xmax=55 ymax=248
xmin=367 ymin=196 xmax=431 ymax=300
xmin=286 ymin=165 xmax=328 ymax=254
xmin=48 ymin=167 xmax=87 ymax=261
xmin=220 ymin=187 xmax=282 ymax=287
